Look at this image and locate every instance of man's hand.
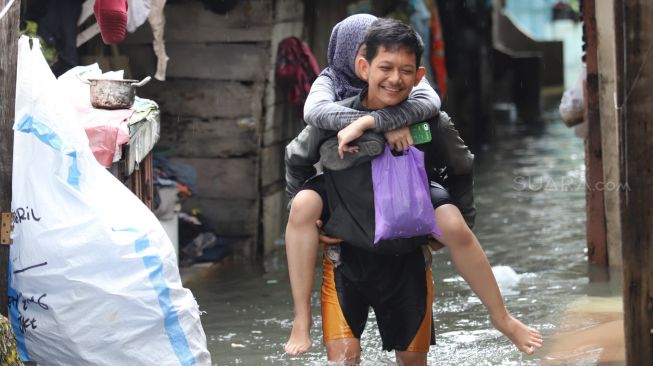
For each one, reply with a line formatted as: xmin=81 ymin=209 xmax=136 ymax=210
xmin=316 ymin=220 xmax=343 ymax=244
xmin=427 ymin=236 xmax=445 ymax=251
xmin=337 ymin=115 xmax=375 ymax=159
xmin=384 ymin=126 xmax=413 ymax=151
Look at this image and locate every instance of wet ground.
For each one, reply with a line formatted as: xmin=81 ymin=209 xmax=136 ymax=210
xmin=188 ymin=109 xmax=625 ymax=365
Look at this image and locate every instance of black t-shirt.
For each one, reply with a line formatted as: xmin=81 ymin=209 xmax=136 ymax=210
xmin=321 ymin=93 xmax=428 ymax=257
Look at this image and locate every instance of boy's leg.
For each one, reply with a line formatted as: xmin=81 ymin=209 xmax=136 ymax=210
xmin=434 ymin=204 xmax=543 ymax=354
xmin=284 ymin=189 xmax=323 ymax=355
xmin=427 ymin=182 xmax=451 ymax=251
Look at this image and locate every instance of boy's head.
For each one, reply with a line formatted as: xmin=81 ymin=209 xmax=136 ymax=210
xmin=356 ymin=18 xmax=426 ymax=110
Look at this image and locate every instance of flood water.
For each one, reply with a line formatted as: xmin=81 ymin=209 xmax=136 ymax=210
xmin=188 ymin=109 xmax=625 ymax=365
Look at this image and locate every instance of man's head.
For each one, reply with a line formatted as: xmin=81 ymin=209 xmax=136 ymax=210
xmin=356 ymin=18 xmax=426 ymax=109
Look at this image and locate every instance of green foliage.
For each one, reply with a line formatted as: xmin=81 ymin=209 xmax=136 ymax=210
xmin=0 ymin=315 xmax=24 ymax=366
xmin=19 ymin=20 xmax=58 ymax=65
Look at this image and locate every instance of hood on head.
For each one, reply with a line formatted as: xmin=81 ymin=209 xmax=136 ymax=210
xmin=327 ymin=13 xmax=378 ymax=82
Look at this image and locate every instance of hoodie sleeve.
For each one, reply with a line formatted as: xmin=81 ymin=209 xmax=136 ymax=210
xmin=303 ymin=75 xmax=367 ymax=130
xmin=304 ymin=76 xmax=441 ymax=132
xmin=371 ymin=78 xmax=441 ymax=132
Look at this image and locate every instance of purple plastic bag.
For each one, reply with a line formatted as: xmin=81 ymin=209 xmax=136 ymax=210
xmin=371 ymin=144 xmax=440 ymax=244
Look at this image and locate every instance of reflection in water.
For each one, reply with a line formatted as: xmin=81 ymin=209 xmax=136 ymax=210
xmin=188 ymin=111 xmax=625 ymax=365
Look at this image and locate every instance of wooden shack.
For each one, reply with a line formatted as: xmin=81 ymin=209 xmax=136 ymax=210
xmin=118 ymin=0 xmax=499 ymax=261
xmin=121 ymin=0 xmax=306 ymax=259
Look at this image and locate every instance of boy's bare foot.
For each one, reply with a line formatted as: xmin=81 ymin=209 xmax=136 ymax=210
xmin=491 ymin=313 xmax=543 ymax=355
xmin=284 ymin=315 xmax=312 ymax=355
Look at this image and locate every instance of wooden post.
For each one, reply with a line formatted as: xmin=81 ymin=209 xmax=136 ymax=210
xmin=582 ymin=0 xmax=608 ymax=265
xmin=615 ymin=0 xmax=653 ymax=364
xmin=0 ymin=0 xmax=21 ymax=318
xmin=595 ymin=0 xmax=622 ymax=268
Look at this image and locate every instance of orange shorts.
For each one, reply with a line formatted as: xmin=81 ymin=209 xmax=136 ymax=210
xmin=321 ymin=246 xmax=435 ymax=352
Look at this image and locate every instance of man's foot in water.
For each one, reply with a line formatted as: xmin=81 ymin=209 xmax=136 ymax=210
xmin=284 ymin=314 xmax=312 ymax=355
xmin=491 ymin=313 xmax=543 ymax=355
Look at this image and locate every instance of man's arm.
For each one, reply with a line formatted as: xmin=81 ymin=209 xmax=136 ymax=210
xmin=285 ymin=126 xmax=323 ymax=199
xmin=304 ymin=76 xmax=441 ymax=132
xmin=303 ymin=75 xmax=368 ymax=130
xmin=435 ymin=111 xmax=476 ymax=228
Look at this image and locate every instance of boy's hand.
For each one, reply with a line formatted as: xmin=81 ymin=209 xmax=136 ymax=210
xmin=384 ymin=126 xmax=413 ymax=151
xmin=337 ymin=115 xmax=375 ymax=159
xmin=316 ymin=220 xmax=343 ymax=244
xmin=337 ymin=124 xmax=363 ymax=158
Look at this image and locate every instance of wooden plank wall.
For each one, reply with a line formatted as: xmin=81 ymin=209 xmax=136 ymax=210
xmin=304 ymin=0 xmax=350 ymax=68
xmin=261 ymin=0 xmax=306 ymax=255
xmin=122 ymin=0 xmax=274 ymax=259
xmin=121 ymin=0 xmax=306 ymax=259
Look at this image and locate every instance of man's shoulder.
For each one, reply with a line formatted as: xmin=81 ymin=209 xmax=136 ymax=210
xmin=426 ymin=111 xmax=452 ymax=131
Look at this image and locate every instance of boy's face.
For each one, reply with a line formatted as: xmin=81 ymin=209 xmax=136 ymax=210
xmin=358 ymin=45 xmax=425 ymax=110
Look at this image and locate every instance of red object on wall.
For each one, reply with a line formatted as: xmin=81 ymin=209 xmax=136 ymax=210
xmin=94 ymin=0 xmax=128 ymax=44
xmin=276 ymin=37 xmax=321 ymax=106
xmin=428 ymin=2 xmax=448 ymax=100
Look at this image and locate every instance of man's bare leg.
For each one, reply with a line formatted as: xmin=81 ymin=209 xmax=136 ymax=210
xmin=395 ymin=350 xmax=427 ymax=366
xmin=325 ymin=338 xmax=361 ymax=366
xmin=434 ymin=204 xmax=544 ymax=354
xmin=284 ymin=190 xmax=323 ymax=355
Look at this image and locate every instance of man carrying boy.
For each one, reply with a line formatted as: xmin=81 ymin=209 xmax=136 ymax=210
xmin=285 ymin=15 xmax=543 ymax=363
xmin=318 ymin=18 xmax=459 ymax=365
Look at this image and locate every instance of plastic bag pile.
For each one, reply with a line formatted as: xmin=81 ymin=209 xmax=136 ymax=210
xmin=8 ymin=36 xmax=211 ymax=366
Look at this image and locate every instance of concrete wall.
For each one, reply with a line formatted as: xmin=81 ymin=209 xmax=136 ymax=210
xmin=492 ymin=9 xmax=564 ymax=89
xmin=121 ymin=0 xmax=305 ymax=259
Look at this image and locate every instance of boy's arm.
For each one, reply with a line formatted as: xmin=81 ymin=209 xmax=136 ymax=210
xmin=304 ymin=76 xmax=440 ymax=132
xmin=371 ymin=78 xmax=441 ymax=132
xmin=335 ymin=79 xmax=442 ymax=154
xmin=303 ymin=75 xmax=369 ymax=130
xmin=436 ymin=111 xmax=477 ymax=228
xmin=285 ymin=125 xmax=326 ymax=199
